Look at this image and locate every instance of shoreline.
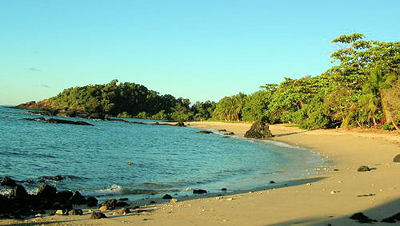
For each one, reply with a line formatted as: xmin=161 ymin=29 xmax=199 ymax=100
xmin=2 ymin=121 xmax=400 ymax=225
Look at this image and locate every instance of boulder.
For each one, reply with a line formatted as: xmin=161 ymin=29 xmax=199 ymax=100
xmin=101 ymin=199 xmax=117 ymax=210
xmin=196 ymin=130 xmax=213 ymax=134
xmin=349 ymin=212 xmax=377 ymax=223
xmin=9 ymin=185 xmax=28 ymax=199
xmin=37 ymin=184 xmax=57 ymax=199
xmin=175 ymin=121 xmax=185 ymax=127
xmin=224 ymin=132 xmax=235 ymax=135
xmin=90 ymin=211 xmax=107 ymax=219
xmin=68 ymin=209 xmax=83 ymax=215
xmin=115 ymin=208 xmax=131 ymax=215
xmin=1 ymin=176 xmax=17 ymax=187
xmin=162 ymin=194 xmax=173 ymax=199
xmin=70 ymin=191 xmax=86 ymax=205
xmin=393 ymin=154 xmax=400 ymax=163
xmin=357 ymin=166 xmax=371 ymax=172
xmin=55 ymin=190 xmax=73 ymax=203
xmin=221 ymin=188 xmax=227 ymax=191
xmin=382 ymin=212 xmax=400 ymax=223
xmin=116 ymin=201 xmax=129 ymax=207
xmin=86 ymin=196 xmax=98 ymax=207
xmin=193 ymin=189 xmax=207 ymax=194
xmin=244 ymin=119 xmax=273 ymax=139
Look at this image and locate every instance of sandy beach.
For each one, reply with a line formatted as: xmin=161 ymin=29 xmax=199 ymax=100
xmin=2 ymin=122 xmax=400 ymax=225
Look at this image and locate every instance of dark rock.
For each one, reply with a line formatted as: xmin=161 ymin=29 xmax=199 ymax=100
xmin=381 ymin=212 xmax=400 ymax=223
xmin=37 ymin=175 xmax=65 ymax=182
xmin=224 ymin=132 xmax=235 ymax=135
xmin=357 ymin=166 xmax=371 ymax=172
xmin=119 ymin=198 xmax=129 ymax=201
xmin=218 ymin=129 xmax=227 ymax=132
xmin=196 ymin=130 xmax=213 ymax=134
xmin=90 ymin=212 xmax=107 ymax=219
xmin=9 ymin=185 xmax=28 ymax=199
xmin=55 ymin=190 xmax=73 ymax=203
xmin=86 ymin=196 xmax=98 ymax=207
xmin=1 ymin=176 xmax=17 ymax=187
xmin=23 ymin=117 xmax=93 ymax=126
xmin=101 ymin=199 xmax=117 ymax=210
xmin=37 ymin=184 xmax=57 ymax=199
xmin=269 ymin=180 xmax=276 ymax=184
xmin=221 ymin=188 xmax=227 ymax=191
xmin=150 ymin=201 xmax=156 ymax=204
xmin=349 ymin=212 xmax=377 ymax=223
xmin=116 ymin=201 xmax=129 ymax=207
xmin=162 ymin=194 xmax=173 ymax=199
xmin=88 ymin=113 xmax=105 ymax=120
xmin=244 ymin=119 xmax=273 ymax=139
xmin=70 ymin=191 xmax=86 ymax=205
xmin=175 ymin=121 xmax=185 ymax=127
xmin=116 ymin=208 xmax=131 ymax=215
xmin=393 ymin=154 xmax=400 ymax=163
xmin=68 ymin=209 xmax=83 ymax=215
xmin=193 ymin=189 xmax=207 ymax=194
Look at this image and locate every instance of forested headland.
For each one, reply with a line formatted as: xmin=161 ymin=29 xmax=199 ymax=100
xmin=16 ymin=34 xmax=400 ymax=130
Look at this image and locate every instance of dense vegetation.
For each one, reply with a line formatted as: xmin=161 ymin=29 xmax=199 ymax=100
xmin=25 ymin=33 xmax=399 ymax=130
xmin=213 ymin=33 xmax=400 ymax=130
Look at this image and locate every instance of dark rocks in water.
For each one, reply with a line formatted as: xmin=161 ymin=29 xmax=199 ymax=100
xmin=1 ymin=176 xmax=17 ymax=187
xmin=244 ymin=119 xmax=273 ymax=139
xmin=269 ymin=180 xmax=276 ymax=184
xmin=218 ymin=129 xmax=227 ymax=132
xmin=68 ymin=209 xmax=83 ymax=216
xmin=357 ymin=166 xmax=371 ymax=172
xmin=162 ymin=194 xmax=173 ymax=199
xmin=9 ymin=185 xmax=28 ymax=199
xmin=224 ymin=132 xmax=235 ymax=135
xmin=221 ymin=188 xmax=227 ymax=191
xmin=119 ymin=198 xmax=129 ymax=201
xmin=70 ymin=191 xmax=87 ymax=205
xmin=349 ymin=212 xmax=377 ymax=223
xmin=90 ymin=212 xmax=107 ymax=219
xmin=101 ymin=199 xmax=117 ymax=210
xmin=382 ymin=212 xmax=400 ymax=223
xmin=55 ymin=191 xmax=73 ymax=203
xmin=150 ymin=201 xmax=156 ymax=204
xmin=393 ymin=154 xmax=400 ymax=163
xmin=22 ymin=117 xmax=94 ymax=126
xmin=196 ymin=130 xmax=213 ymax=134
xmin=116 ymin=201 xmax=129 ymax=207
xmin=86 ymin=196 xmax=98 ymax=207
xmin=37 ymin=175 xmax=65 ymax=182
xmin=37 ymin=184 xmax=57 ymax=199
xmin=193 ymin=189 xmax=207 ymax=194
xmin=175 ymin=121 xmax=185 ymax=127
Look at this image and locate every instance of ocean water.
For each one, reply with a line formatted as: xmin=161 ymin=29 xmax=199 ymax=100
xmin=0 ymin=106 xmax=328 ymax=200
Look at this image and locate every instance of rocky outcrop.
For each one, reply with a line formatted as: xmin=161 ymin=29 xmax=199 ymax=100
xmin=22 ymin=117 xmax=94 ymax=126
xmin=357 ymin=166 xmax=371 ymax=172
xmin=196 ymin=130 xmax=213 ymax=134
xmin=90 ymin=211 xmax=107 ymax=219
xmin=393 ymin=154 xmax=400 ymax=163
xmin=244 ymin=120 xmax=273 ymax=139
xmin=1 ymin=176 xmax=17 ymax=187
xmin=193 ymin=189 xmax=207 ymax=194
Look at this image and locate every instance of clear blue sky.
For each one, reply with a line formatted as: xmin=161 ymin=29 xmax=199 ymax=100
xmin=1 ymin=0 xmax=399 ymax=105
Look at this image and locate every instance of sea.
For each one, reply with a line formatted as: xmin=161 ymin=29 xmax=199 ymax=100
xmin=0 ymin=106 xmax=328 ymax=201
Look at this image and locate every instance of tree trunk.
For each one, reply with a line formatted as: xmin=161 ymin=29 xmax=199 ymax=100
xmin=381 ymin=92 xmax=399 ymax=130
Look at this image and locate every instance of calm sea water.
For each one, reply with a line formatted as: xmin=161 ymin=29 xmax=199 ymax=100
xmin=0 ymin=106 xmax=327 ymax=200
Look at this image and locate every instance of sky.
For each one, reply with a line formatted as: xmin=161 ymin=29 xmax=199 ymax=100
xmin=0 ymin=0 xmax=399 ymax=105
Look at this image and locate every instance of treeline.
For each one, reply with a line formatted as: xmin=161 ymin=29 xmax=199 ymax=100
xmin=41 ymin=79 xmax=216 ymax=121
xmin=213 ymin=33 xmax=400 ymax=130
xmin=25 ymin=33 xmax=399 ymax=130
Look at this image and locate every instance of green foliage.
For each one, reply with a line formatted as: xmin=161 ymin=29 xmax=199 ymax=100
xmin=381 ymin=123 xmax=395 ymax=131
xmin=151 ymin=110 xmax=170 ymax=120
xmin=136 ymin=112 xmax=148 ymax=119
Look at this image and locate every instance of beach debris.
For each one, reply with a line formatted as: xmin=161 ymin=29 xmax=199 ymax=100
xmin=381 ymin=212 xmax=400 ymax=223
xmin=90 ymin=211 xmax=107 ymax=219
xmin=55 ymin=209 xmax=65 ymax=215
xmin=357 ymin=193 xmax=376 ymax=197
xmin=128 ymin=162 xmax=134 ymax=165
xmin=333 ymin=168 xmax=340 ymax=171
xmin=330 ymin=190 xmax=340 ymax=194
xmin=115 ymin=208 xmax=131 ymax=215
xmin=244 ymin=119 xmax=273 ymax=139
xmin=357 ymin=166 xmax=372 ymax=172
xmin=68 ymin=209 xmax=83 ymax=215
xmin=196 ymin=130 xmax=213 ymax=134
xmin=0 ymin=176 xmax=17 ymax=187
xmin=226 ymin=197 xmax=234 ymax=201
xmin=221 ymin=188 xmax=227 ymax=191
xmin=162 ymin=194 xmax=173 ymax=199
xmin=349 ymin=212 xmax=377 ymax=223
xmin=306 ymin=183 xmax=312 ymax=186
xmin=193 ymin=189 xmax=207 ymax=194
xmin=100 ymin=199 xmax=117 ymax=210
xmin=216 ymin=197 xmax=223 ymax=200
xmin=393 ymin=154 xmax=400 ymax=163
